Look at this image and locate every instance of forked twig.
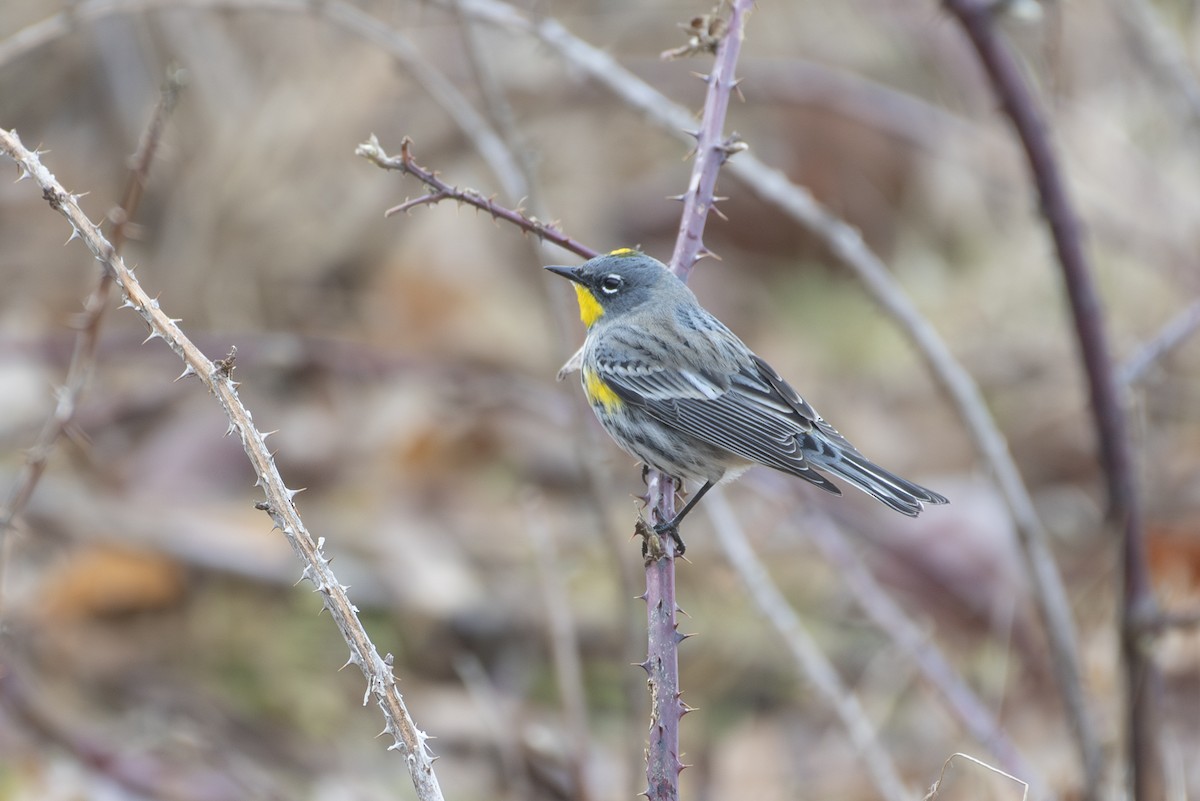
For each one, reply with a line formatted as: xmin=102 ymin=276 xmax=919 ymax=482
xmin=925 ymin=752 xmax=1029 ymax=801
xmin=356 ymin=136 xmax=597 ymax=260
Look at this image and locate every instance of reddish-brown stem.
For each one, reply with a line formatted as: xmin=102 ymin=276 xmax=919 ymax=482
xmin=944 ymin=2 xmax=1155 ymax=799
xmin=667 ymin=2 xmax=749 ymax=280
xmin=357 ymin=136 xmax=598 ymax=260
xmin=641 ymin=4 xmax=753 ymax=799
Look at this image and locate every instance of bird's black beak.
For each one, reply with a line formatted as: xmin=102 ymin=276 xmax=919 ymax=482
xmin=544 ymin=264 xmax=584 ymax=285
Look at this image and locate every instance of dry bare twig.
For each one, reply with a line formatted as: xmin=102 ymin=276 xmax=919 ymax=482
xmin=925 ymin=752 xmax=1029 ymax=801
xmin=0 ymin=70 xmax=183 ymax=544
xmin=1119 ymin=298 xmax=1200 ymax=386
xmin=0 ymin=129 xmax=445 ymax=801
xmin=357 ymin=136 xmax=597 ymax=260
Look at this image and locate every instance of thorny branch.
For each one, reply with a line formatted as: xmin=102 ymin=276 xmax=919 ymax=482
xmin=0 ymin=129 xmax=446 ymax=801
xmin=356 ymin=136 xmax=598 ymax=260
xmin=638 ymin=4 xmax=754 ymax=800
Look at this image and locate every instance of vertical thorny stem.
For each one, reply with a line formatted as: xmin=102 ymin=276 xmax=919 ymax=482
xmin=641 ymin=3 xmax=753 ymax=799
xmin=641 ymin=473 xmax=684 ymax=798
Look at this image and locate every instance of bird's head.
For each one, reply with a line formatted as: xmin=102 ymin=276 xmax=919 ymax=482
xmin=545 ymin=249 xmax=681 ymax=328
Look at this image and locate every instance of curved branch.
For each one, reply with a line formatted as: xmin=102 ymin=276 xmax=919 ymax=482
xmin=942 ymin=2 xmax=1152 ymax=799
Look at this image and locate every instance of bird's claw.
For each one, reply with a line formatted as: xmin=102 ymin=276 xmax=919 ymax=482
xmin=653 ymin=520 xmax=687 ymax=557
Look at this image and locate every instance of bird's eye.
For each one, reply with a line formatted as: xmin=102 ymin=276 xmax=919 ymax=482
xmin=600 ymin=274 xmax=623 ymax=294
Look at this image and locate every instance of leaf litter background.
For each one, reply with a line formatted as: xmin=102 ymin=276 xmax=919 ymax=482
xmin=1 ymin=1 xmax=1199 ymax=799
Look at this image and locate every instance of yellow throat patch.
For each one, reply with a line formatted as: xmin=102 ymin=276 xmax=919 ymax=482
xmin=572 ymin=284 xmax=605 ymax=328
xmin=582 ymin=366 xmax=623 ymax=411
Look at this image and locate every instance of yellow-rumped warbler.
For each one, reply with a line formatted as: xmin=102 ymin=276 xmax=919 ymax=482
xmin=546 ymin=249 xmax=947 ymax=550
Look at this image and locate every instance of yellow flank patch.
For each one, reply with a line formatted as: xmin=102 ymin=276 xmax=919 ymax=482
xmin=608 ymin=247 xmax=638 ymax=257
xmin=572 ymin=283 xmax=605 ymax=328
xmin=583 ymin=366 xmax=623 ymax=411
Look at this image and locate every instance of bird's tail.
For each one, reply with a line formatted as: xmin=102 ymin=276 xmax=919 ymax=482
xmin=815 ymin=451 xmax=949 ymax=517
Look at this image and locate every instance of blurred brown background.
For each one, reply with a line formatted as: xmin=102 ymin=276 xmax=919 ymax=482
xmin=1 ymin=1 xmax=1199 ymax=799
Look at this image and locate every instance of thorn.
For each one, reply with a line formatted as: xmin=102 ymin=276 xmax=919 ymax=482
xmin=64 ymin=228 xmax=79 ymax=244
xmin=142 ymin=329 xmax=161 ymax=344
xmin=174 ymin=364 xmax=196 ymax=382
xmin=683 ymin=129 xmax=701 ymax=141
xmin=719 ymin=135 xmax=748 ymax=157
xmin=666 ymin=193 xmax=686 ymax=202
xmin=690 ymin=71 xmax=711 ymax=83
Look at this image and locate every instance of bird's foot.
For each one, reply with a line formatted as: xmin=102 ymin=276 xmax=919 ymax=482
xmin=653 ymin=520 xmax=687 ymax=557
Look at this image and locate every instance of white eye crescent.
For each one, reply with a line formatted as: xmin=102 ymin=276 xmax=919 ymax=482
xmin=600 ymin=274 xmax=623 ymax=294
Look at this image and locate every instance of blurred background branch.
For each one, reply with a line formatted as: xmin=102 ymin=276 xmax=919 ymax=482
xmin=943 ymin=2 xmax=1156 ymax=797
